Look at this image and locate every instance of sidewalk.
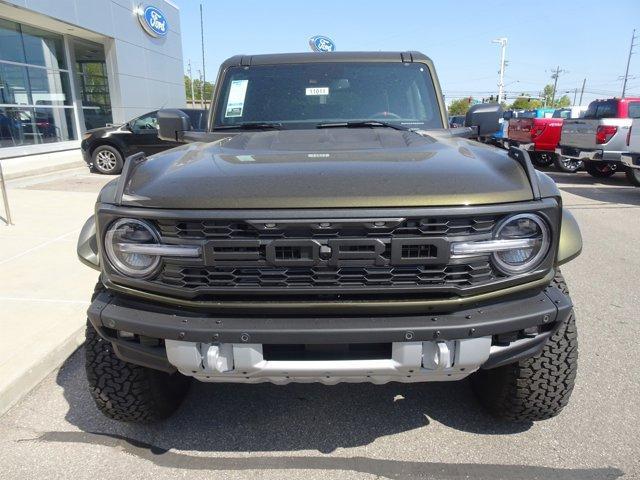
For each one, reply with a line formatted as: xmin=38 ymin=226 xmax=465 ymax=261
xmin=0 ymin=169 xmax=111 ymax=416
xmin=0 ymin=149 xmax=85 ymax=181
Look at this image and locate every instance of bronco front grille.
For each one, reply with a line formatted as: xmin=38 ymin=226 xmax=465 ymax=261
xmin=158 ymin=261 xmax=494 ymax=290
xmin=146 ymin=215 xmax=502 ymax=296
xmin=156 ymin=216 xmax=496 ymax=239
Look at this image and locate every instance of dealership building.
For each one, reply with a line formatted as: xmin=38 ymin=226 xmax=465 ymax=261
xmin=0 ymin=0 xmax=186 ymax=159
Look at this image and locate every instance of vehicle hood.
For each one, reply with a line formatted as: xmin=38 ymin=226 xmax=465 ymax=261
xmin=86 ymin=124 xmax=122 ymax=136
xmin=115 ymin=129 xmax=533 ymax=209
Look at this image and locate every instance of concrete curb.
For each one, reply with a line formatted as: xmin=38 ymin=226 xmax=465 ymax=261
xmin=0 ymin=327 xmax=85 ymax=417
xmin=4 ymin=160 xmax=86 ymax=181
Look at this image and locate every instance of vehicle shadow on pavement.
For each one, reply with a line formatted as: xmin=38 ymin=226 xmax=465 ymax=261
xmin=55 ymin=349 xmax=530 ymax=451
xmin=545 ymin=172 xmax=640 ymax=207
xmin=36 ymin=349 xmax=624 ymax=479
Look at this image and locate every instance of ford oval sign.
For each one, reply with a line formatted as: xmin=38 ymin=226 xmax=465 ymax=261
xmin=138 ymin=4 xmax=168 ymax=38
xmin=309 ymin=36 xmax=336 ymax=53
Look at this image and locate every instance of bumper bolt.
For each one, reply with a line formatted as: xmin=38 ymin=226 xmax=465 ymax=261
xmin=405 ymin=331 xmax=414 ymax=340
xmin=105 ymin=319 xmax=116 ymax=328
xmin=178 ymin=332 xmax=185 ymax=339
xmin=213 ymin=333 xmax=219 ymax=340
xmin=431 ymin=317 xmax=438 ymax=322
xmin=240 ymin=333 xmax=250 ymax=342
xmin=433 ymin=330 xmax=440 ymax=339
xmin=543 ymin=314 xmax=550 ymax=323
xmin=468 ymin=328 xmax=475 ymax=336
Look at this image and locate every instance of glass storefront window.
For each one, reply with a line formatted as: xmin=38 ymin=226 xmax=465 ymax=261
xmin=0 ymin=106 xmax=75 ymax=147
xmin=21 ymin=24 xmax=66 ymax=69
xmin=0 ymin=19 xmax=66 ymax=69
xmin=74 ymin=40 xmax=112 ymax=129
xmin=0 ymin=18 xmax=79 ymax=149
xmin=0 ymin=19 xmax=25 ymax=64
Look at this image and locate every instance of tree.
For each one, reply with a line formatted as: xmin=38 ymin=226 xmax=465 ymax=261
xmin=555 ymin=95 xmax=571 ymax=108
xmin=448 ymin=98 xmax=474 ymax=115
xmin=184 ymin=74 xmax=214 ymax=104
xmin=510 ymin=96 xmax=542 ymax=110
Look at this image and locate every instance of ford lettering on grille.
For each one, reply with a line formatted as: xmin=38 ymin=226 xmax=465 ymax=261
xmin=203 ymin=237 xmax=450 ymax=267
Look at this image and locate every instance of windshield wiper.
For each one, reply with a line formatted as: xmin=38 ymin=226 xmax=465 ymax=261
xmin=316 ymin=121 xmax=409 ymax=131
xmin=214 ymin=122 xmax=283 ymax=130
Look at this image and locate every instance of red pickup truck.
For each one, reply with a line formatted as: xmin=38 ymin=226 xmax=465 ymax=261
xmin=508 ymin=107 xmax=587 ymax=172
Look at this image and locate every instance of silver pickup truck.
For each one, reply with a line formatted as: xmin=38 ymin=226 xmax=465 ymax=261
xmin=621 ymin=119 xmax=640 ymax=186
xmin=556 ymin=98 xmax=640 ymax=178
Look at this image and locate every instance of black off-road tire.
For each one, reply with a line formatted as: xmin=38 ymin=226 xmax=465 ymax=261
xmin=625 ymin=167 xmax=640 ymax=187
xmin=85 ymin=324 xmax=191 ymax=422
xmin=584 ymin=161 xmax=616 ymax=178
xmin=530 ymin=151 xmax=554 ymax=168
xmin=471 ymin=272 xmax=578 ymax=422
xmin=84 ymin=284 xmax=191 ymax=423
xmin=553 ymin=154 xmax=582 ymax=173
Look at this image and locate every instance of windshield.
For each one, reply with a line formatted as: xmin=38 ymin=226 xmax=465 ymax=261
xmin=584 ymin=100 xmax=618 ymax=119
xmin=213 ymin=63 xmax=442 ymax=129
xmin=552 ymin=109 xmax=570 ymax=119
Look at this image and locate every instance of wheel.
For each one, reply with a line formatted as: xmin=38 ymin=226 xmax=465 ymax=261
xmin=530 ymin=151 xmax=554 ymax=168
xmin=91 ymin=145 xmax=123 ymax=175
xmin=625 ymin=167 xmax=640 ymax=187
xmin=85 ymin=284 xmax=190 ymax=423
xmin=584 ymin=161 xmax=616 ymax=178
xmin=471 ymin=272 xmax=578 ymax=422
xmin=553 ymin=154 xmax=582 ymax=173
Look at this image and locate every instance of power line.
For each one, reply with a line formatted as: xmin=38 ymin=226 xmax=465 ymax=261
xmin=622 ymin=28 xmax=637 ymax=97
xmin=550 ymin=66 xmax=568 ymax=106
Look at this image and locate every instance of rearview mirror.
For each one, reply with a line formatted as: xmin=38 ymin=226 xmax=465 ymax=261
xmin=465 ymin=103 xmax=503 ymax=137
xmin=158 ymin=109 xmax=192 ymax=142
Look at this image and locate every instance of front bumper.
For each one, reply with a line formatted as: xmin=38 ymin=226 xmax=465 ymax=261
xmin=88 ymin=279 xmax=572 ymax=383
xmin=80 ymin=140 xmax=91 ymax=166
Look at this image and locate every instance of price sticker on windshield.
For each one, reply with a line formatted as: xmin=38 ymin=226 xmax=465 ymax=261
xmin=306 ymin=87 xmax=329 ymax=96
xmin=225 ymin=79 xmax=249 ymax=117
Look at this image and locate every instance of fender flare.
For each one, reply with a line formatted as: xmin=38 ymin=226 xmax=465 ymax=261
xmin=77 ymin=216 xmax=100 ymax=270
xmin=557 ymin=209 xmax=582 ymax=266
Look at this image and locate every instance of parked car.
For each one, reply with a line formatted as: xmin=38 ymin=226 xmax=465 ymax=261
xmin=80 ymin=109 xmax=207 ymax=174
xmin=507 ymin=106 xmax=588 ymax=172
xmin=556 ymin=97 xmax=640 ymax=178
xmin=448 ymin=115 xmax=465 ymax=128
xmin=78 ymin=51 xmax=582 ymax=424
xmin=492 ymin=110 xmax=523 ymax=148
xmin=621 ymin=119 xmax=640 ymax=186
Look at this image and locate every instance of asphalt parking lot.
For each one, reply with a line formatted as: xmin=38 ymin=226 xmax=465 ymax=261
xmin=0 ymin=168 xmax=638 ymax=480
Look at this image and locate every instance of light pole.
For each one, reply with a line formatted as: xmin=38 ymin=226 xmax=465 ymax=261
xmin=492 ymin=37 xmax=507 ymax=104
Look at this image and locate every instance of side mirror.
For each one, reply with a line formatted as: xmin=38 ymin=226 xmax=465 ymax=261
xmin=158 ymin=109 xmax=192 ymax=142
xmin=465 ymin=103 xmax=503 ymax=137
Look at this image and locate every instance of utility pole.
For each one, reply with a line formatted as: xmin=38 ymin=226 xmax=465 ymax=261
xmin=550 ymin=66 xmax=567 ymax=106
xmin=492 ymin=38 xmax=507 ymax=103
xmin=579 ymin=78 xmax=586 ymax=105
xmin=187 ymin=59 xmax=196 ymax=108
xmin=198 ymin=69 xmax=204 ymax=108
xmin=200 ymin=2 xmax=206 ymax=107
xmin=622 ymin=29 xmax=637 ymax=98
xmin=572 ymin=88 xmax=577 ymax=106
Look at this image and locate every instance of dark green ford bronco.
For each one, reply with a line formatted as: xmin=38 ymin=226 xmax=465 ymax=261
xmin=78 ymin=51 xmax=582 ymax=423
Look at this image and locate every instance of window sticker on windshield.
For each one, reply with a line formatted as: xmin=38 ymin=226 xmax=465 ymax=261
xmin=225 ymin=79 xmax=249 ymax=117
xmin=305 ymin=87 xmax=329 ymax=96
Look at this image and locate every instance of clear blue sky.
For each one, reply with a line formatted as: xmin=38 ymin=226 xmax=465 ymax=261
xmin=173 ymin=0 xmax=640 ymax=105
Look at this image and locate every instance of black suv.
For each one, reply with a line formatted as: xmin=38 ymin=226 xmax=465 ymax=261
xmin=78 ymin=52 xmax=582 ymax=423
xmin=80 ymin=109 xmax=206 ymax=174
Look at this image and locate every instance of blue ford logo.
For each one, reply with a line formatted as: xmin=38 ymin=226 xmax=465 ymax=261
xmin=138 ymin=4 xmax=168 ymax=37
xmin=309 ymin=36 xmax=336 ymax=53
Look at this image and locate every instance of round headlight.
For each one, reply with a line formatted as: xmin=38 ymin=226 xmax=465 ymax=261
xmin=104 ymin=218 xmax=161 ymax=278
xmin=492 ymin=213 xmax=550 ymax=275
